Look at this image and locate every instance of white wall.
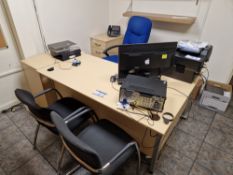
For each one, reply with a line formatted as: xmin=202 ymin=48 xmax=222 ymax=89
xmin=109 ymin=0 xmax=233 ymax=83
xmin=0 ymin=0 xmax=109 ymax=110
xmin=36 ymin=0 xmax=109 ymax=53
xmin=132 ymin=0 xmax=199 ymax=17
xmin=4 ymin=0 xmax=233 ymax=83
xmin=200 ymin=0 xmax=233 ymax=83
xmin=5 ymin=0 xmax=45 ymax=58
xmin=0 ymin=1 xmax=26 ymax=111
xmin=5 ymin=0 xmax=109 ymax=57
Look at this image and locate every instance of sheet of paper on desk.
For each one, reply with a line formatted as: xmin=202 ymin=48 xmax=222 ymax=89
xmin=93 ymin=90 xmax=107 ymax=97
xmin=185 ymin=54 xmax=201 ymax=61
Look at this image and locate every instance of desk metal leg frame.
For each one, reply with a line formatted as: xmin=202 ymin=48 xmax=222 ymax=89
xmin=149 ymin=134 xmax=162 ymax=173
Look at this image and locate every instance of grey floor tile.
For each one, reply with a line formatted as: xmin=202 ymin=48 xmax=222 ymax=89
xmin=41 ymin=140 xmax=74 ymax=171
xmin=13 ymin=112 xmax=36 ymax=128
xmin=196 ymin=143 xmax=233 ymax=175
xmin=0 ymin=168 xmax=6 ymax=175
xmin=211 ymin=113 xmax=233 ymax=134
xmin=9 ymin=110 xmax=57 ymax=151
xmin=2 ymin=101 xmax=233 ymax=175
xmin=8 ymin=108 xmax=36 ymax=132
xmin=189 ymin=162 xmax=213 ymax=175
xmin=205 ymin=126 xmax=233 ymax=156
xmin=0 ymin=139 xmax=38 ymax=174
xmin=41 ymin=140 xmax=62 ymax=169
xmin=0 ymin=114 xmax=14 ymax=131
xmin=177 ymin=117 xmax=209 ymax=140
xmin=32 ymin=126 xmax=57 ymax=151
xmin=223 ymin=105 xmax=233 ymax=120
xmin=167 ymin=128 xmax=203 ymax=160
xmin=0 ymin=125 xmax=25 ymax=153
xmin=155 ymin=146 xmax=193 ymax=175
xmin=61 ymin=159 xmax=80 ymax=174
xmin=144 ymin=169 xmax=165 ymax=175
xmin=188 ymin=104 xmax=215 ymax=125
xmin=6 ymin=107 xmax=28 ymax=122
xmin=113 ymin=154 xmax=147 ymax=175
xmin=10 ymin=154 xmax=56 ymax=175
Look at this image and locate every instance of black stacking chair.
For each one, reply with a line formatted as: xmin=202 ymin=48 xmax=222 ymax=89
xmin=14 ymin=88 xmax=96 ymax=149
xmin=51 ymin=111 xmax=141 ymax=175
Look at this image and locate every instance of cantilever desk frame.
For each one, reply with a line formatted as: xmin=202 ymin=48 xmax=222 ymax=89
xmin=22 ymin=53 xmax=198 ymax=173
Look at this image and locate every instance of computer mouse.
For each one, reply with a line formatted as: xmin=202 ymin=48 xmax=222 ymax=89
xmin=47 ymin=67 xmax=54 ymax=71
xmin=110 ymin=75 xmax=117 ymax=83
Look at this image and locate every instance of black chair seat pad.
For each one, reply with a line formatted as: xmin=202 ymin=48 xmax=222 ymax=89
xmin=49 ymin=97 xmax=90 ymax=131
xmin=77 ymin=120 xmax=135 ymax=174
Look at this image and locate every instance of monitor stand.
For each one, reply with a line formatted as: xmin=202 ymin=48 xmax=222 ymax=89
xmin=143 ymin=69 xmax=161 ymax=80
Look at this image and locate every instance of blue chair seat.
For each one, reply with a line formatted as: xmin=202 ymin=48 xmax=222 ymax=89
xmin=103 ymin=55 xmax=119 ymax=63
xmin=103 ymin=16 xmax=152 ymax=63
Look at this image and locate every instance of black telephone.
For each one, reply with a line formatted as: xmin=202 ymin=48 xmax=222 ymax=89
xmin=107 ymin=25 xmax=121 ymax=37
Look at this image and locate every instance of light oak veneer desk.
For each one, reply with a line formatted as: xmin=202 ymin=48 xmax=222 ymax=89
xmin=22 ymin=53 xmax=198 ymax=173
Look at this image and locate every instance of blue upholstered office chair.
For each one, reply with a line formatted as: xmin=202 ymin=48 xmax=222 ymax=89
xmin=103 ymin=16 xmax=152 ymax=63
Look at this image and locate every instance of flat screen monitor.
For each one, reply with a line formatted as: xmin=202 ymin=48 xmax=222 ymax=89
xmin=118 ymin=42 xmax=177 ymax=83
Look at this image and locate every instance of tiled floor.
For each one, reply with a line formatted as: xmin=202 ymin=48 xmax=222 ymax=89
xmin=0 ymin=99 xmax=233 ymax=175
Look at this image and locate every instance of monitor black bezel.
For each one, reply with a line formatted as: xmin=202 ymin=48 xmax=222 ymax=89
xmin=118 ymin=42 xmax=178 ymax=81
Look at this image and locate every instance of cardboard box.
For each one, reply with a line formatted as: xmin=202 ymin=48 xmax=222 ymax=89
xmin=199 ymin=81 xmax=232 ymax=112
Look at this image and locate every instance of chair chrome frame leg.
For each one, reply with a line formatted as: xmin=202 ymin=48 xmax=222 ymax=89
xmin=58 ymin=144 xmax=81 ymax=175
xmin=65 ymin=164 xmax=81 ymax=175
xmin=33 ymin=123 xmax=40 ymax=149
xmin=57 ymin=144 xmax=65 ymax=175
xmin=91 ymin=111 xmax=99 ymax=122
xmin=135 ymin=144 xmax=141 ymax=175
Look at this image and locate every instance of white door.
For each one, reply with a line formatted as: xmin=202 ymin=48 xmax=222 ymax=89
xmin=0 ymin=2 xmax=26 ymax=111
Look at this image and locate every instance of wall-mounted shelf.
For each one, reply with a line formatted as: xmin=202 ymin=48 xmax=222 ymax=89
xmin=123 ymin=11 xmax=196 ymax=25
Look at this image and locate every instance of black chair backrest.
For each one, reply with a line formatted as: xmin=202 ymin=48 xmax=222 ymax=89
xmin=51 ymin=111 xmax=102 ymax=169
xmin=15 ymin=89 xmax=52 ymax=123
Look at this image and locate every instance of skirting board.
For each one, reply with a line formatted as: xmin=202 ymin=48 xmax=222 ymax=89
xmin=0 ymin=99 xmax=20 ymax=112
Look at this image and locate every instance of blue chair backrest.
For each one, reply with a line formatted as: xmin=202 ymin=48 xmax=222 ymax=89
xmin=123 ymin=16 xmax=152 ymax=45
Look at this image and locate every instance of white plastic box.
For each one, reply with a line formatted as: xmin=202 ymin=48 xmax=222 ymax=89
xmin=199 ymin=81 xmax=232 ymax=112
